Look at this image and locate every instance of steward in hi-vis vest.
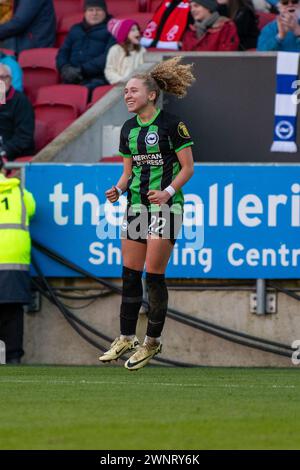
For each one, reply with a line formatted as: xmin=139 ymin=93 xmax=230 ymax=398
xmin=0 ymin=158 xmax=36 ymax=364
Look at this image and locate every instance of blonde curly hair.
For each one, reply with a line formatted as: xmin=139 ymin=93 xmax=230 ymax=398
xmin=132 ymin=56 xmax=195 ymax=103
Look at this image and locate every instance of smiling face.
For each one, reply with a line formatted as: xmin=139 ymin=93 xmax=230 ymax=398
xmin=124 ymin=78 xmax=156 ymax=114
xmin=190 ymin=1 xmax=211 ymax=21
xmin=127 ymin=24 xmax=141 ymax=45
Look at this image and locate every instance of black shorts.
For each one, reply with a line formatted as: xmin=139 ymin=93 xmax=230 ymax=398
xmin=121 ymin=205 xmax=183 ymax=245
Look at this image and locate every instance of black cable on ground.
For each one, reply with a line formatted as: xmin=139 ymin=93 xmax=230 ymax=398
xmin=165 ymin=310 xmax=292 ymax=358
xmin=166 ymin=306 xmax=291 ymax=351
xmin=31 ymin=239 xmax=293 ymax=358
xmin=53 ymin=291 xmax=112 ymax=301
xmin=268 ymin=282 xmax=300 ymax=302
xmin=31 ymin=260 xmax=109 ymax=353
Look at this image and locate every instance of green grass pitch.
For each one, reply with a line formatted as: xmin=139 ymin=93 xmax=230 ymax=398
xmin=0 ymin=365 xmax=300 ymax=450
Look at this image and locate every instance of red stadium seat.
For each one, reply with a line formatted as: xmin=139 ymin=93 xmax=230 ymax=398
xmin=53 ymin=0 xmax=84 ymax=25
xmin=107 ymin=0 xmax=139 ymax=16
xmin=34 ymin=119 xmax=52 ymax=152
xmin=35 ymin=102 xmax=77 ymax=123
xmin=48 ymin=119 xmax=75 ymax=140
xmin=5 ymin=156 xmax=34 ymax=178
xmin=34 ymin=84 xmax=89 ymax=123
xmin=56 ymin=12 xmax=83 ymax=47
xmin=0 ymin=48 xmax=16 ymax=56
xmin=90 ymin=85 xmax=114 ymax=105
xmin=14 ymin=156 xmax=34 ymax=162
xmin=148 ymin=0 xmax=161 ymax=12
xmin=256 ymin=12 xmax=276 ymax=31
xmin=100 ymin=156 xmax=123 ymax=162
xmin=114 ymin=12 xmax=152 ymax=32
xmin=138 ymin=0 xmax=149 ymax=11
xmin=18 ymin=48 xmax=59 ymax=103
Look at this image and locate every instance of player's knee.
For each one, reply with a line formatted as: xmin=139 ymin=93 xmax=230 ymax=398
xmin=146 ymin=272 xmax=168 ymax=312
xmin=122 ymin=266 xmax=143 ymax=301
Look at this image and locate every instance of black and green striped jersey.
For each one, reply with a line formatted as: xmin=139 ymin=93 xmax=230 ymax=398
xmin=119 ymin=109 xmax=193 ymax=213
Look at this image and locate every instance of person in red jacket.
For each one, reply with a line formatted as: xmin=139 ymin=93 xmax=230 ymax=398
xmin=181 ymin=0 xmax=239 ymax=51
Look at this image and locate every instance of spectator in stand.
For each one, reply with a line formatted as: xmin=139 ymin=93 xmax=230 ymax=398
xmin=181 ymin=0 xmax=240 ymax=51
xmin=217 ymin=0 xmax=259 ymax=50
xmin=0 ymin=0 xmax=56 ymax=55
xmin=56 ymin=0 xmax=116 ymax=96
xmin=0 ymin=64 xmax=34 ymax=161
xmin=105 ymin=19 xmax=146 ymax=85
xmin=0 ymin=51 xmax=23 ymax=91
xmin=0 ymin=0 xmax=14 ymax=24
xmin=257 ymin=0 xmax=300 ymax=50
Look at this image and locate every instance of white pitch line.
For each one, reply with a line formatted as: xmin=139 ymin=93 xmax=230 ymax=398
xmin=0 ymin=379 xmax=297 ymax=389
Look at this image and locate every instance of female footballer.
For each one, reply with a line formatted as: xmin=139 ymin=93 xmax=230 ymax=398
xmin=99 ymin=56 xmax=195 ymax=370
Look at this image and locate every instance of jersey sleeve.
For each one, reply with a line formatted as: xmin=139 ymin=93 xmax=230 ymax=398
xmin=169 ymin=119 xmax=194 ymax=153
xmin=118 ymin=124 xmax=131 ymax=158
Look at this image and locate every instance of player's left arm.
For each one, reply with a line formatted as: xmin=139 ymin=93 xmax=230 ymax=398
xmin=169 ymin=146 xmax=194 ymax=192
xmin=147 ymin=146 xmax=194 ymax=205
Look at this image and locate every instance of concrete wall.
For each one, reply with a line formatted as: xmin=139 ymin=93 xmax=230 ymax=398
xmin=23 ymin=284 xmax=298 ymax=367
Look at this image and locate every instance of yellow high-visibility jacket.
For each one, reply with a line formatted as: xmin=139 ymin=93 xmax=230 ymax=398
xmin=0 ymin=173 xmax=35 ymax=270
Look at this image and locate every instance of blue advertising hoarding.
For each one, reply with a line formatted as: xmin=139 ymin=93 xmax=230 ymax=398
xmin=26 ymin=163 xmax=300 ymax=279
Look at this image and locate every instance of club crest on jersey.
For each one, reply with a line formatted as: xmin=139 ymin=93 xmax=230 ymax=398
xmin=178 ymin=122 xmax=191 ymax=139
xmin=145 ymin=131 xmax=159 ymax=146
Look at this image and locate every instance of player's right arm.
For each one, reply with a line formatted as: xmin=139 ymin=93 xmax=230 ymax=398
xmin=105 ymin=157 xmax=132 ymax=203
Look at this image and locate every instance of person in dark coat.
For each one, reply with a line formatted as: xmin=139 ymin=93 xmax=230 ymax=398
xmin=56 ymin=0 xmax=116 ymax=95
xmin=0 ymin=63 xmax=34 ymax=160
xmin=217 ymin=0 xmax=259 ymax=50
xmin=0 ymin=156 xmax=36 ymax=364
xmin=0 ymin=0 xmax=56 ymax=55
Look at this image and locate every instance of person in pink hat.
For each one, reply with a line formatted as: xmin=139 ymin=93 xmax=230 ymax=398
xmin=105 ymin=18 xmax=146 ymax=85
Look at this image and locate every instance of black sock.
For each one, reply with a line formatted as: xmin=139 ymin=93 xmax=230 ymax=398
xmin=120 ymin=266 xmax=143 ymax=336
xmin=146 ymin=272 xmax=168 ymax=339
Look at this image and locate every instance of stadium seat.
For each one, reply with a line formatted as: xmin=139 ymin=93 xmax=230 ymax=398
xmin=48 ymin=119 xmax=75 ymax=141
xmin=53 ymin=0 xmax=84 ymax=25
xmin=148 ymin=0 xmax=161 ymax=11
xmin=14 ymin=156 xmax=34 ymax=163
xmin=5 ymin=155 xmax=34 ymax=178
xmin=18 ymin=48 xmax=59 ymax=103
xmin=34 ymin=84 xmax=89 ymax=123
xmin=0 ymin=48 xmax=15 ymax=56
xmin=56 ymin=12 xmax=83 ymax=47
xmin=114 ymin=12 xmax=152 ymax=32
xmin=138 ymin=0 xmax=149 ymax=11
xmin=90 ymin=85 xmax=114 ymax=105
xmin=107 ymin=0 xmax=139 ymax=16
xmin=100 ymin=156 xmax=123 ymax=162
xmin=34 ymin=119 xmax=52 ymax=152
xmin=256 ymin=12 xmax=276 ymax=31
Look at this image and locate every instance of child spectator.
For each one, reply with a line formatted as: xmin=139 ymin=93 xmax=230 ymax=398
xmin=181 ymin=0 xmax=239 ymax=51
xmin=105 ymin=19 xmax=146 ymax=85
xmin=56 ymin=0 xmax=115 ymax=95
xmin=217 ymin=0 xmax=259 ymax=50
